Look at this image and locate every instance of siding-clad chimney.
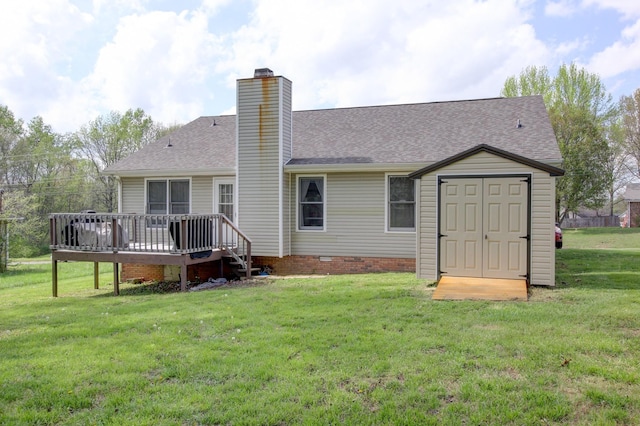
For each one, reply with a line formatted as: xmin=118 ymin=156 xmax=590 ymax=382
xmin=236 ymin=69 xmax=292 ymax=257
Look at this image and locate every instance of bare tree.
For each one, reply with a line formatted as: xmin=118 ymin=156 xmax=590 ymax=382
xmin=620 ymin=88 xmax=640 ymax=178
xmin=72 ymin=109 xmax=160 ymax=212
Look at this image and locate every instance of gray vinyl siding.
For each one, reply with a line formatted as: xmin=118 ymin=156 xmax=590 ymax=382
xmin=282 ymin=82 xmax=293 ymax=164
xmin=191 ymin=176 xmax=213 ymax=214
xmin=417 ymin=176 xmax=437 ymax=281
xmin=417 ymin=151 xmax=556 ymax=286
xmin=120 ymin=176 xmax=216 ymax=214
xmin=291 ymin=172 xmax=416 ymax=258
xmin=237 ymin=76 xmax=292 ymax=256
xmin=120 ymin=177 xmax=144 ymax=214
xmin=282 ymin=172 xmax=291 ymax=256
xmin=281 ymin=81 xmax=292 ymax=256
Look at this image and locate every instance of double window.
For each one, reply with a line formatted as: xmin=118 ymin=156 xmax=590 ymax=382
xmin=147 ymin=179 xmax=190 ymax=215
xmin=388 ymin=175 xmax=415 ymax=231
xmin=298 ymin=176 xmax=325 ymax=230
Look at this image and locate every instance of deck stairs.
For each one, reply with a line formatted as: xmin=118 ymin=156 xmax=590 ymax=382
xmin=223 ymin=248 xmax=260 ymax=277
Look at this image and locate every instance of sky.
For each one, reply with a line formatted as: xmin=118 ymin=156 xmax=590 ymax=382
xmin=0 ymin=0 xmax=639 ymax=133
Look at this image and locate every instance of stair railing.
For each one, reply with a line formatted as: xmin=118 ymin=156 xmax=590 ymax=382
xmin=218 ymin=215 xmax=252 ymax=278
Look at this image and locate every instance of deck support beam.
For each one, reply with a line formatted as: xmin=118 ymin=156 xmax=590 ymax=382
xmin=50 ymin=249 xmax=223 ymax=296
xmin=52 ymin=259 xmax=58 ymax=297
xmin=113 ymin=262 xmax=119 ymax=296
xmin=94 ymin=262 xmax=99 ymax=289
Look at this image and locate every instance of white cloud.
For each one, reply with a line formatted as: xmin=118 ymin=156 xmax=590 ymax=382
xmin=84 ymin=9 xmax=224 ymax=126
xmin=0 ymin=1 xmax=92 ymax=127
xmin=588 ymin=19 xmax=640 ymax=78
xmin=583 ymin=0 xmax=640 ymax=19
xmin=4 ymin=0 xmax=635 ymax=133
xmin=545 ymin=0 xmax=577 ymax=17
xmin=554 ymin=37 xmax=590 ymax=56
xmin=200 ymin=0 xmax=233 ymax=16
xmin=221 ymin=0 xmax=550 ymax=109
xmin=92 ymin=0 xmax=146 ymax=15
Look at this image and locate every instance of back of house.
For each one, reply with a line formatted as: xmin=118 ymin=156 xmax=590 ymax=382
xmin=103 ymin=68 xmax=563 ymax=286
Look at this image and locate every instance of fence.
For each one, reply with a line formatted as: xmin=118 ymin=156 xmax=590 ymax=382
xmin=560 ymin=216 xmax=620 ymax=228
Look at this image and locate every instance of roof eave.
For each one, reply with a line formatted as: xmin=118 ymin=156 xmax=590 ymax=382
xmin=102 ymin=167 xmax=236 ymax=178
xmin=284 ymin=162 xmax=429 ymax=174
xmin=408 ymin=144 xmax=565 ymax=179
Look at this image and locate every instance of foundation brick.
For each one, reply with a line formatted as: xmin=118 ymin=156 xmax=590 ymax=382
xmin=253 ymin=255 xmax=415 ymax=275
xmin=121 ymin=256 xmax=415 ymax=282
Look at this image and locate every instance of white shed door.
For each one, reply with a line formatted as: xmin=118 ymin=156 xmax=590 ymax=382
xmin=440 ymin=177 xmax=528 ymax=279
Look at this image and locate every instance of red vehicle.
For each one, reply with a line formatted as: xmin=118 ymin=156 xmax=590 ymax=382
xmin=555 ymin=223 xmax=562 ymax=249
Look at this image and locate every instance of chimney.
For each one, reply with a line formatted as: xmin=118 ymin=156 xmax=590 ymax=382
xmin=236 ymin=69 xmax=292 ymax=257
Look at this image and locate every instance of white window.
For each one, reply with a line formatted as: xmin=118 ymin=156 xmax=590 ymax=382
xmin=388 ymin=175 xmax=415 ymax=231
xmin=214 ymin=179 xmax=235 ymax=222
xmin=298 ymin=176 xmax=325 ymax=230
xmin=147 ymin=179 xmax=190 ymax=215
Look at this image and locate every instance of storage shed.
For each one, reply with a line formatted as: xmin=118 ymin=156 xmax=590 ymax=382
xmin=410 ymin=144 xmax=564 ymax=288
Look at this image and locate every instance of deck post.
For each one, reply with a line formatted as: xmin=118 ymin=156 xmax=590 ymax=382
xmin=111 ymin=218 xmax=118 ymax=250
xmin=94 ymin=262 xmax=99 ymax=289
xmin=113 ymin=262 xmax=119 ymax=295
xmin=52 ymin=259 xmax=58 ymax=297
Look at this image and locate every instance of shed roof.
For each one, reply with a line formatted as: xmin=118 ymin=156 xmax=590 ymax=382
xmin=408 ymin=144 xmax=565 ymax=178
xmin=104 ymin=95 xmax=561 ymax=176
xmin=623 ymin=183 xmax=640 ymax=201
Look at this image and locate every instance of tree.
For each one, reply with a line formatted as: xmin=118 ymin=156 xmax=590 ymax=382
xmin=72 ymin=108 xmax=160 ymax=212
xmin=501 ymin=63 xmax=616 ymax=221
xmin=1 ymin=115 xmax=83 ymax=255
xmin=10 ymin=117 xmax=68 ymax=189
xmin=501 ymin=65 xmax=553 ymax=105
xmin=0 ymin=105 xmax=24 ymax=187
xmin=602 ymin=116 xmax=634 ymax=215
xmin=0 ymin=189 xmax=40 ymax=258
xmin=620 ymin=88 xmax=640 ymax=178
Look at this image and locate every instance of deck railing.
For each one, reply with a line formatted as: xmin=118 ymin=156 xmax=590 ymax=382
xmin=49 ymin=213 xmax=251 ymax=263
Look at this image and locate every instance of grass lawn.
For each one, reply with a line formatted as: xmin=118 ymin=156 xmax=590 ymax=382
xmin=1 ymin=229 xmax=640 ymax=425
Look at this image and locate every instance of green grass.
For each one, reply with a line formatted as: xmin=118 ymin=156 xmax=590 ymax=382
xmin=1 ymin=230 xmax=640 ymax=425
xmin=561 ymin=226 xmax=640 ymax=250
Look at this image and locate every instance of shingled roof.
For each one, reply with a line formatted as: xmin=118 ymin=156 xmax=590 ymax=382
xmin=104 ymin=95 xmax=561 ymax=176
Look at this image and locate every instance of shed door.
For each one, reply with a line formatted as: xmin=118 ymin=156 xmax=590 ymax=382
xmin=440 ymin=177 xmax=528 ymax=279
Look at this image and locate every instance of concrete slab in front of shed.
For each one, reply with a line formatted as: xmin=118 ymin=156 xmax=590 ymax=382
xmin=432 ymin=276 xmax=527 ymax=301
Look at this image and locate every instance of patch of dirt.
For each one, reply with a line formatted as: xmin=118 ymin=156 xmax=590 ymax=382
xmin=119 ymin=277 xmax=271 ymax=295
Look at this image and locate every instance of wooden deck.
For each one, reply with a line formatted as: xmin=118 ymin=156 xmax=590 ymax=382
xmin=432 ymin=276 xmax=528 ymax=301
xmin=49 ymin=213 xmax=254 ymax=297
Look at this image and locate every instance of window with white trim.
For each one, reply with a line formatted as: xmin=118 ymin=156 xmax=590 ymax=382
xmin=147 ymin=179 xmax=190 ymax=215
xmin=388 ymin=175 xmax=415 ymax=231
xmin=298 ymin=176 xmax=324 ymax=230
xmin=217 ymin=183 xmax=234 ymax=220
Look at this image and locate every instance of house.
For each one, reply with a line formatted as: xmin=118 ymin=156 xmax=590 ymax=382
xmin=52 ymin=68 xmax=563 ymax=293
xmin=622 ymin=183 xmax=640 ymax=227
